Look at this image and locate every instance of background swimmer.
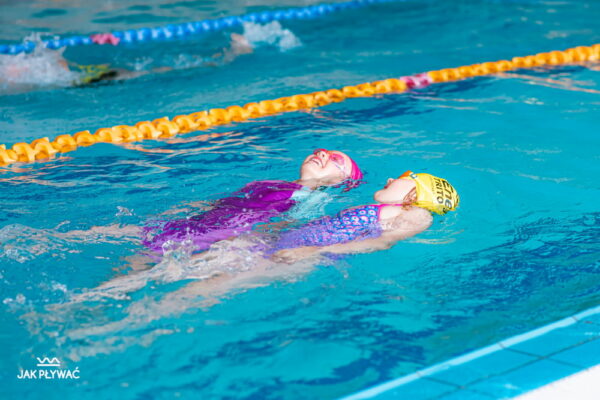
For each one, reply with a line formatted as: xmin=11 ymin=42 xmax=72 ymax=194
xmin=0 ymin=33 xmax=253 ymax=88
xmin=76 ymin=33 xmax=254 ymax=84
xmin=1 ymin=21 xmax=300 ymax=91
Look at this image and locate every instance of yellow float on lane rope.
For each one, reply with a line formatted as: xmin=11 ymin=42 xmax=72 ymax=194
xmin=1 ymin=44 xmax=598 ymax=166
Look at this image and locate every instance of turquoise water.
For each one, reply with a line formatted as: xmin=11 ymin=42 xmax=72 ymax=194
xmin=1 ymin=0 xmax=600 ymax=399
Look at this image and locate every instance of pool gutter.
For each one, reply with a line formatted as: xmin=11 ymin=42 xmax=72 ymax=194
xmin=340 ymin=304 xmax=600 ymax=399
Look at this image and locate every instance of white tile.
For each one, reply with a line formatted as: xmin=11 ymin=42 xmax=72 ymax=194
xmin=512 ymin=364 xmax=600 ymax=400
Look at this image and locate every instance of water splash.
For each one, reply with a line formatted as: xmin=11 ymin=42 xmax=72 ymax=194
xmin=115 ymin=206 xmax=134 ymax=217
xmin=3 ymin=293 xmax=26 ymax=306
xmin=0 ymin=223 xmax=78 ymax=263
xmin=242 ymin=21 xmax=302 ymax=52
xmin=147 ymin=22 xmax=302 ymax=70
xmin=0 ymin=33 xmax=79 ymax=90
xmin=1 ymin=23 xmax=301 ymax=90
xmin=72 ymin=234 xmax=265 ymax=302
xmin=19 ymin=231 xmax=326 ymax=363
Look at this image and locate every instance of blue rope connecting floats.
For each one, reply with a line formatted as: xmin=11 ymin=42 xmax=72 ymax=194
xmin=0 ymin=0 xmax=396 ymax=55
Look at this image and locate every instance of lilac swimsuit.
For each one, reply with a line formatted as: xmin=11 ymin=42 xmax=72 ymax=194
xmin=142 ymin=180 xmax=303 ymax=254
xmin=270 ymin=204 xmax=388 ymax=253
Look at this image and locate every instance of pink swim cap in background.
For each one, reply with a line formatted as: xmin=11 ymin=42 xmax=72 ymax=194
xmin=90 ymin=33 xmax=120 ymax=45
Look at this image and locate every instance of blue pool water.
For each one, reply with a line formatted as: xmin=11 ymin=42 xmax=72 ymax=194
xmin=1 ymin=0 xmax=599 ymax=399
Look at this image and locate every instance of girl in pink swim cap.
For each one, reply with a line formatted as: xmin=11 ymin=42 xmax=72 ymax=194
xmin=142 ymin=149 xmax=363 ymax=256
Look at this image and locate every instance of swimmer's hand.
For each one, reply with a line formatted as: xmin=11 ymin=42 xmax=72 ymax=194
xmin=271 ymin=246 xmax=320 ymax=264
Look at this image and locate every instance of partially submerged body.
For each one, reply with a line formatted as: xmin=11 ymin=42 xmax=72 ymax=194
xmin=141 ymin=149 xmax=363 ymax=258
xmin=142 ymin=179 xmax=304 ymax=254
xmin=0 ymin=33 xmax=254 ymax=89
xmin=271 ymin=203 xmax=433 ymax=263
xmin=76 ymin=169 xmax=457 ymax=305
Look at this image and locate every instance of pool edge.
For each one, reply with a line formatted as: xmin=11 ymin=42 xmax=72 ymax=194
xmin=340 ymin=304 xmax=600 ymax=400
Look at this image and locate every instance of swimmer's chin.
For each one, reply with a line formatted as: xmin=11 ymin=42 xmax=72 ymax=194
xmin=299 ymin=163 xmax=324 ymax=180
xmin=295 ymin=175 xmax=344 ymax=189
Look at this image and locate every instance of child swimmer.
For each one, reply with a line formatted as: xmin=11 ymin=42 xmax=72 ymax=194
xmin=141 ymin=149 xmax=363 ymax=257
xmin=270 ymin=170 xmax=459 ymax=263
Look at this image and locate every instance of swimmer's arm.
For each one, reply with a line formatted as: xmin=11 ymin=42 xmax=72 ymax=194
xmin=316 ymin=237 xmax=396 ymax=254
xmin=110 ymin=67 xmax=168 ymax=81
xmin=382 ymin=206 xmax=433 ymax=242
xmin=212 ymin=33 xmax=254 ymax=65
xmin=316 ymin=214 xmax=432 ymax=255
xmin=271 ymin=238 xmax=394 ymax=263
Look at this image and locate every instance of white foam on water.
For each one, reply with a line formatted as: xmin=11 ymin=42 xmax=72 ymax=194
xmin=242 ymin=21 xmax=302 ymax=52
xmin=3 ymin=293 xmax=26 ymax=305
xmin=0 ymin=34 xmax=79 ymax=89
xmin=0 ymin=25 xmax=300 ymax=89
xmin=0 ymin=223 xmax=75 ymax=263
xmin=73 ymin=234 xmax=269 ymax=302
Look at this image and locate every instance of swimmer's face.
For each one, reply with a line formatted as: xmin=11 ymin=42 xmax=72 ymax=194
xmin=374 ymin=177 xmax=417 ymax=204
xmin=299 ymin=149 xmax=352 ymax=185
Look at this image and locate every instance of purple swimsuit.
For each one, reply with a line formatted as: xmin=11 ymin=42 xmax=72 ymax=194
xmin=142 ymin=180 xmax=303 ymax=254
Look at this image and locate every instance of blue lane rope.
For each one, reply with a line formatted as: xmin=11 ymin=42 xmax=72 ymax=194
xmin=0 ymin=0 xmax=396 ymax=55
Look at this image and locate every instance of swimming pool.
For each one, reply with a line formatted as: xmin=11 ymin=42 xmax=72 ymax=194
xmin=1 ymin=0 xmax=599 ymax=398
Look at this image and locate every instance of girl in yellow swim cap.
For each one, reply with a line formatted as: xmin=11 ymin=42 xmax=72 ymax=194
xmin=272 ymin=170 xmax=459 ymax=263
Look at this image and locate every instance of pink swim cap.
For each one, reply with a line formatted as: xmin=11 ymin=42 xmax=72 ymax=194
xmin=348 ymin=156 xmax=363 ymax=181
xmin=312 ymin=149 xmax=363 ymax=190
xmin=340 ymin=154 xmax=363 ymax=192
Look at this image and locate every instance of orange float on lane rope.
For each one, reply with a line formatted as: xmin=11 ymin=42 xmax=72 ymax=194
xmin=1 ymin=43 xmax=597 ymax=166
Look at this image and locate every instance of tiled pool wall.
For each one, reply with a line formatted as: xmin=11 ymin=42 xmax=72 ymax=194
xmin=342 ymin=305 xmax=600 ymax=400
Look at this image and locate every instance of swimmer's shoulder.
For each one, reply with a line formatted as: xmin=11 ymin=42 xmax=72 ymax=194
xmin=378 ymin=205 xmax=433 ymax=235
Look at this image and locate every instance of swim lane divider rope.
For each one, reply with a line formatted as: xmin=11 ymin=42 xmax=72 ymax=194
xmin=0 ymin=0 xmax=397 ymax=55
xmin=1 ymin=44 xmax=598 ymax=166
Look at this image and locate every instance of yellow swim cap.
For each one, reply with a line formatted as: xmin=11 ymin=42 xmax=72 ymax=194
xmin=399 ymin=170 xmax=460 ymax=215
